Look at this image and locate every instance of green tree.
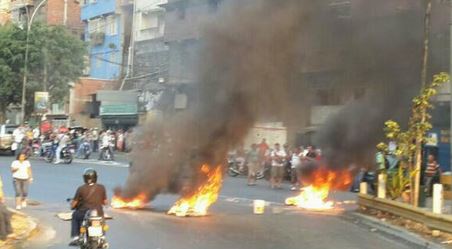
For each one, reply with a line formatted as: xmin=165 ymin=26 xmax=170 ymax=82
xmin=381 ymin=72 xmax=449 ymax=203
xmin=0 ymin=22 xmax=86 ymax=120
xmin=0 ymin=24 xmax=26 ymax=122
xmin=25 ymin=22 xmax=87 ymax=116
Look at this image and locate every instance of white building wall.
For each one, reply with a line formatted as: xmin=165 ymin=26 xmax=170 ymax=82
xmin=135 ymin=0 xmax=167 ymax=42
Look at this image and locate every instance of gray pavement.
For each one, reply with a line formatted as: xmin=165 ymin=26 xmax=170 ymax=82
xmin=0 ymin=155 xmax=418 ymax=249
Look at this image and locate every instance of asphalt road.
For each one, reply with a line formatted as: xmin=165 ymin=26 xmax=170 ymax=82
xmin=0 ymin=155 xmax=414 ymax=249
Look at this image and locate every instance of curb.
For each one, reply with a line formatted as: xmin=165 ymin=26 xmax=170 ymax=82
xmin=5 ymin=208 xmax=39 ymax=247
xmin=344 ymin=211 xmax=445 ymax=249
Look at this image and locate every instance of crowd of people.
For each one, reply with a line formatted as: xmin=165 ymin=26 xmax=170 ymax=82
xmin=230 ymin=138 xmax=322 ymax=190
xmin=11 ymin=123 xmax=134 ymax=163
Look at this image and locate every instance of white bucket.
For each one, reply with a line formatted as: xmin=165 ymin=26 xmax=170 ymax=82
xmin=253 ymin=200 xmax=265 ymax=214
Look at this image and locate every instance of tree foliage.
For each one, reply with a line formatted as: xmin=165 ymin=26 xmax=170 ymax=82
xmin=0 ymin=22 xmax=86 ymax=119
xmin=381 ymin=72 xmax=449 ymax=201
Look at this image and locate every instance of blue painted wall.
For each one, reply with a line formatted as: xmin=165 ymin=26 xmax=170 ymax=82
xmin=81 ymin=0 xmax=123 ymax=80
xmin=81 ymin=0 xmax=116 ymax=21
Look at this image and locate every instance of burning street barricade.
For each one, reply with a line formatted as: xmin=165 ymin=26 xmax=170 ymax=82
xmin=285 ymin=167 xmax=352 ymax=211
xmin=168 ymin=165 xmax=223 ymax=217
xmin=111 ymin=193 xmax=148 ymax=209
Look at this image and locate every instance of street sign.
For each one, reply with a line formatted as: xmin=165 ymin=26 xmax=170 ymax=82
xmin=34 ymin=91 xmax=49 ymax=113
xmin=100 ymin=104 xmax=138 ymax=116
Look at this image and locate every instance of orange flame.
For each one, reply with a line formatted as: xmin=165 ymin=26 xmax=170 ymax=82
xmin=168 ymin=164 xmax=223 ymax=217
xmin=285 ymin=168 xmax=352 ymax=210
xmin=111 ymin=193 xmax=148 ymax=209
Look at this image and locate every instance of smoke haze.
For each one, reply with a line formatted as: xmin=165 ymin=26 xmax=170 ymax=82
xmin=117 ymin=0 xmax=434 ymax=199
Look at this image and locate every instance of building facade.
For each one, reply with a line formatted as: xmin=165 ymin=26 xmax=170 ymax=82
xmin=129 ymin=0 xmax=168 ymax=90
xmin=8 ymin=0 xmax=83 ymax=34
xmin=80 ymin=0 xmax=127 ymax=80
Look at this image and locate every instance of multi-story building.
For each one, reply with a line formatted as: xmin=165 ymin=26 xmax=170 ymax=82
xmin=80 ymin=0 xmax=127 ymax=80
xmin=8 ymin=0 xmax=83 ymax=35
xmin=131 ymin=0 xmax=168 ymax=90
xmin=72 ymin=0 xmax=139 ymax=129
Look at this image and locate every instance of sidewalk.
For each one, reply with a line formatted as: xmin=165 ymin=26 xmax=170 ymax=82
xmin=0 ymin=206 xmax=37 ymax=249
xmin=425 ymin=197 xmax=452 ymax=214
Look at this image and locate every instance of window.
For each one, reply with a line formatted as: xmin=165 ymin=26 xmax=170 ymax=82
xmin=315 ymin=89 xmax=340 ymax=105
xmin=106 ymin=15 xmax=117 ymax=35
xmin=140 ymin=12 xmax=158 ymax=30
xmin=88 ymin=18 xmax=100 ymax=34
xmin=353 ymin=88 xmax=366 ymax=100
xmin=208 ymin=0 xmax=221 ymax=13
xmin=177 ymin=5 xmax=186 ymax=20
xmin=329 ymin=1 xmax=351 ymax=19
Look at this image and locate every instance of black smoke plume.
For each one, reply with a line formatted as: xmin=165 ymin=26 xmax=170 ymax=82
xmin=116 ymin=0 xmax=438 ymax=200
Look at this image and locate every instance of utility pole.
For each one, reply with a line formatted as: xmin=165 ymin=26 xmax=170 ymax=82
xmin=20 ymin=0 xmax=49 ymax=123
xmin=413 ymin=0 xmax=432 ymax=207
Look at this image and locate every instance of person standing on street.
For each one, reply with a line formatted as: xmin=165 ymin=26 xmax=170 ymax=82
xmin=12 ymin=125 xmax=25 ymax=155
xmin=92 ymin=128 xmax=99 ymax=152
xmin=246 ymin=144 xmax=260 ymax=186
xmin=270 ymin=143 xmax=287 ymax=189
xmin=258 ymin=138 xmax=269 ymax=172
xmin=425 ymin=154 xmax=441 ymax=196
xmin=290 ymin=147 xmax=302 ymax=191
xmin=11 ymin=153 xmax=33 ymax=210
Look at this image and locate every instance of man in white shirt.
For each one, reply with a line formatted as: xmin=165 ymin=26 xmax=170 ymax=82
xmin=270 ymin=143 xmax=287 ymax=189
xmin=12 ymin=126 xmax=25 ymax=155
xmin=55 ymin=132 xmax=70 ymax=164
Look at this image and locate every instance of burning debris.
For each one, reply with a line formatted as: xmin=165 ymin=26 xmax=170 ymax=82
xmin=111 ymin=193 xmax=148 ymax=209
xmin=286 ymin=167 xmax=352 ymax=210
xmin=168 ymin=165 xmax=223 ymax=217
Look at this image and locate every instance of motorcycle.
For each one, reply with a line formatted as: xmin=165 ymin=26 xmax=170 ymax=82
xmin=44 ymin=143 xmax=74 ymax=164
xmin=99 ymin=145 xmax=113 ymax=161
xmin=65 ymin=199 xmax=110 ymax=249
xmin=78 ymin=210 xmax=109 ymax=249
xmin=78 ymin=141 xmax=91 ymax=160
xmin=227 ymin=156 xmax=265 ymax=180
xmin=31 ymin=139 xmax=41 ymax=157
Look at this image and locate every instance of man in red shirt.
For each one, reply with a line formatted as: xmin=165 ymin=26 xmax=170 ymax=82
xmin=424 ymin=154 xmax=441 ymax=196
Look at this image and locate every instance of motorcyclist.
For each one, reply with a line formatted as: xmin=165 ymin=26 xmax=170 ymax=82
xmin=55 ymin=132 xmax=70 ymax=164
xmin=69 ymin=168 xmax=107 ymax=246
xmin=99 ymin=130 xmax=114 ymax=161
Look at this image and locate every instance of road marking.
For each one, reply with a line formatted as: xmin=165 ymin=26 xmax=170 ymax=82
xmin=219 ymin=195 xmax=284 ymax=206
xmin=73 ymin=159 xmax=129 ymax=168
